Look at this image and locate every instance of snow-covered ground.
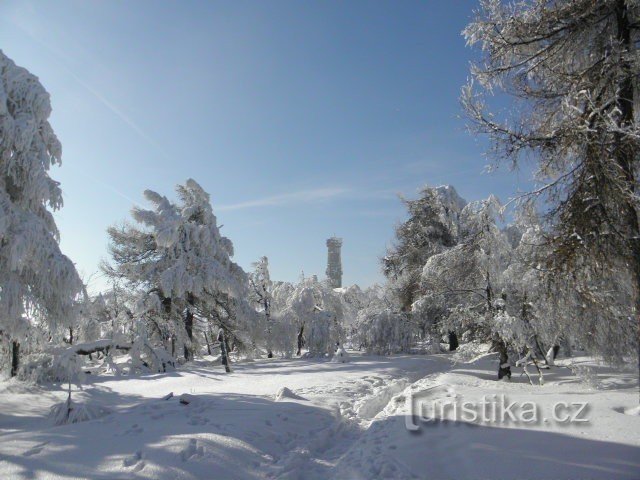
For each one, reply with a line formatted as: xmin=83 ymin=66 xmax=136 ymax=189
xmin=0 ymin=350 xmax=638 ymax=479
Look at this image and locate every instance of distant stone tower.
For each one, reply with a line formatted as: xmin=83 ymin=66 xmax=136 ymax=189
xmin=326 ymin=237 xmax=343 ymax=288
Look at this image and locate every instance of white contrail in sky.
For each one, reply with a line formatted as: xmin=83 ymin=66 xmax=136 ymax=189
xmin=8 ymin=16 xmax=171 ymax=162
xmin=217 ymin=187 xmax=350 ymax=211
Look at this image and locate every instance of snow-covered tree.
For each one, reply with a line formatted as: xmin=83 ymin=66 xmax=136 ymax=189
xmin=276 ymin=276 xmax=344 ymax=357
xmin=354 ymin=309 xmax=415 ymax=355
xmin=103 ymin=179 xmax=250 ymax=365
xmin=249 ymin=256 xmax=274 ymax=357
xmin=383 ymin=185 xmax=466 ymax=313
xmin=421 ymin=195 xmax=516 ymax=378
xmin=0 ymin=50 xmax=83 ymax=376
xmin=463 ymin=0 xmax=639 ymax=365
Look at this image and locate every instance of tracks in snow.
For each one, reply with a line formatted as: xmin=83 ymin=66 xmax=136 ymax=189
xmin=269 ymin=359 xmax=451 ymax=479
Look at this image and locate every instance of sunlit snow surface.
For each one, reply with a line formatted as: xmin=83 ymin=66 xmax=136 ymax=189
xmin=0 ymin=350 xmax=638 ymax=479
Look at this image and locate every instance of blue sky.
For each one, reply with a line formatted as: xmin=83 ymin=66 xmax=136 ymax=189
xmin=1 ymin=0 xmax=531 ymax=292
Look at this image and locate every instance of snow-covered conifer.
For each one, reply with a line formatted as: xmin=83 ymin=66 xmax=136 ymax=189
xmin=0 ymin=50 xmax=83 ymax=376
xmin=104 ymin=179 xmax=250 ymax=364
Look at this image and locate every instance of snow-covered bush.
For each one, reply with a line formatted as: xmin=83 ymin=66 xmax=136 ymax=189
xmin=16 ymin=352 xmax=55 ymax=383
xmin=305 ymin=310 xmax=337 ymax=357
xmin=355 ymin=309 xmax=415 ymax=355
xmin=49 ymin=400 xmax=111 ymax=426
xmin=331 ymin=345 xmax=350 ymax=363
xmin=273 ymin=276 xmax=345 ymax=357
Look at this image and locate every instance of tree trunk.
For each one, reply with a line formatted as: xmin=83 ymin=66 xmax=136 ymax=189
xmin=296 ymin=324 xmax=305 ymax=356
xmin=614 ymin=0 xmax=640 ymax=395
xmin=265 ymin=305 xmax=273 ymax=359
xmin=69 ymin=327 xmax=74 ymax=345
xmin=217 ymin=329 xmax=231 ymax=373
xmin=10 ymin=341 xmax=19 ymax=377
xmin=448 ymin=331 xmax=458 ymax=351
xmin=495 ymin=338 xmax=511 ymax=380
xmin=184 ymin=293 xmax=195 ymax=361
xmin=204 ymin=332 xmax=212 ymax=355
xmin=184 ymin=309 xmax=193 ymax=361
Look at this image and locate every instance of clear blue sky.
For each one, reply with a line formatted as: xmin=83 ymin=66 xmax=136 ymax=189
xmin=1 ymin=0 xmax=530 ymax=292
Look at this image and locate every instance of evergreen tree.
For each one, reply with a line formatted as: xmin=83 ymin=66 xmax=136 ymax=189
xmin=103 ymin=179 xmax=249 ymax=363
xmin=0 ymin=50 xmax=83 ymax=376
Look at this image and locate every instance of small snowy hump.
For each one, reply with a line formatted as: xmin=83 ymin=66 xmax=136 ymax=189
xmin=274 ymin=387 xmax=307 ymax=402
xmin=331 ymin=346 xmax=350 ymax=363
xmin=179 ymin=393 xmax=198 ymax=405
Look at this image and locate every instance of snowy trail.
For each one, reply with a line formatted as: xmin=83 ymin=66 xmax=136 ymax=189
xmin=0 ymin=353 xmax=443 ymax=479
xmin=0 ymin=352 xmax=638 ymax=479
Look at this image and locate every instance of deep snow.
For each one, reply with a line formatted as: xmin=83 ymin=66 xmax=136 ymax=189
xmin=0 ymin=350 xmax=638 ymax=479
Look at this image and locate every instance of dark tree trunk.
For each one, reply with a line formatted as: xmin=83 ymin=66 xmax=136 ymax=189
xmin=264 ymin=298 xmax=273 ymax=359
xmin=69 ymin=327 xmax=74 ymax=345
xmin=204 ymin=332 xmax=212 ymax=355
xmin=10 ymin=341 xmax=19 ymax=377
xmin=448 ymin=331 xmax=458 ymax=351
xmin=184 ymin=293 xmax=194 ymax=361
xmin=486 ymin=273 xmax=510 ymax=379
xmin=184 ymin=310 xmax=193 ymax=361
xmin=495 ymin=339 xmax=511 ymax=380
xmin=217 ymin=329 xmax=231 ymax=373
xmin=296 ymin=324 xmax=305 ymax=356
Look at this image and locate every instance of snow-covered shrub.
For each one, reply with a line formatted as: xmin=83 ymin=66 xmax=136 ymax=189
xmin=17 ymin=352 xmax=55 ymax=383
xmin=129 ymin=323 xmax=175 ymax=374
xmin=269 ymin=314 xmax=298 ymax=358
xmin=331 ymin=345 xmax=350 ymax=363
xmin=570 ymin=364 xmax=601 ymax=390
xmin=355 ymin=309 xmax=415 ymax=355
xmin=273 ymin=276 xmax=345 ymax=357
xmin=305 ymin=310 xmax=336 ymax=357
xmin=49 ymin=399 xmax=111 ymax=426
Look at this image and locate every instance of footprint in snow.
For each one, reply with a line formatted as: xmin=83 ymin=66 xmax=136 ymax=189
xmin=180 ymin=438 xmax=204 ymax=462
xmin=188 ymin=416 xmax=210 ymax=426
xmin=23 ymin=442 xmax=49 ymax=457
xmin=124 ymin=423 xmax=144 ymax=435
xmin=123 ymin=450 xmax=145 ymax=472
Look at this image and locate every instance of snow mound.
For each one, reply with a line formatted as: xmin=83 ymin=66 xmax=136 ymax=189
xmin=49 ymin=400 xmax=111 ymax=426
xmin=331 ymin=346 xmax=350 ymax=363
xmin=274 ymin=387 xmax=307 ymax=402
xmin=450 ymin=341 xmax=491 ymax=364
xmin=179 ymin=393 xmax=199 ymax=405
xmin=622 ymin=406 xmax=640 ymax=416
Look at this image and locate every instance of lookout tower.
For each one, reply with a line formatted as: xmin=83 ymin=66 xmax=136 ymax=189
xmin=326 ymin=237 xmax=343 ymax=288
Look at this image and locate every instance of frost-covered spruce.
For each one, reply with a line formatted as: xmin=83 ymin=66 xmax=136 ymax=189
xmin=383 ymin=185 xmax=466 ymax=336
xmin=0 ymin=50 xmax=83 ymax=376
xmin=104 ymin=179 xmax=251 ymax=365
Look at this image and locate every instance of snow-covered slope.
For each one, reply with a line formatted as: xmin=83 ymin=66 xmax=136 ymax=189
xmin=0 ymin=352 xmax=637 ymax=479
